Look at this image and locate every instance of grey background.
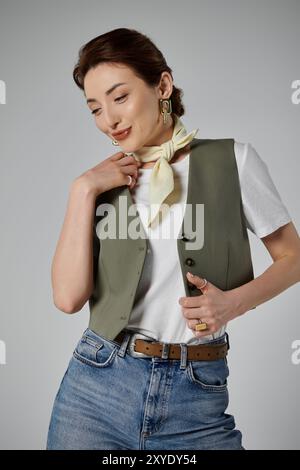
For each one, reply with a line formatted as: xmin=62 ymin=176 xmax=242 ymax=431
xmin=0 ymin=0 xmax=299 ymax=450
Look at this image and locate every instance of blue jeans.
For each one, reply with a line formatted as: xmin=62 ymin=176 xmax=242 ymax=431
xmin=46 ymin=328 xmax=244 ymax=450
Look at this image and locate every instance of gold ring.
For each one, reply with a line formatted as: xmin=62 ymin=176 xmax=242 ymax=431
xmin=195 ymin=320 xmax=208 ymax=331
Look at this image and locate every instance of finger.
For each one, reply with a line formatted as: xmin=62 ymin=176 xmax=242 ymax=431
xmin=121 ymin=165 xmax=139 ymax=179
xmin=129 ymin=177 xmax=136 ymax=189
xmin=188 ymin=319 xmax=213 ymax=336
xmin=118 ymin=155 xmax=141 ymax=167
xmin=194 ymin=325 xmax=213 ymax=337
xmin=110 ymin=151 xmax=127 ymax=161
xmin=186 ymin=273 xmax=210 ymax=293
xmin=179 ymin=296 xmax=205 ymax=308
xmin=187 ymin=317 xmax=211 ymax=330
xmin=193 ymin=319 xmax=222 ymax=337
xmin=182 ymin=307 xmax=206 ymax=319
xmin=126 ymin=175 xmax=136 ymax=189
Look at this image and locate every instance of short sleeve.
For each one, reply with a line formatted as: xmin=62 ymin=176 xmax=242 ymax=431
xmin=234 ymin=141 xmax=292 ymax=238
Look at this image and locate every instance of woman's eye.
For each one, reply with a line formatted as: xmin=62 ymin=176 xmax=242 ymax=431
xmin=115 ymin=94 xmax=128 ymax=102
xmin=91 ymin=94 xmax=128 ymax=115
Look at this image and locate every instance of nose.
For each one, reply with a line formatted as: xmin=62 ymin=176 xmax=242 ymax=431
xmin=103 ymin=109 xmax=121 ymax=133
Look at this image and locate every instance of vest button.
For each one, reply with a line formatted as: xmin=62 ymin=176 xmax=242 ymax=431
xmin=185 ymin=258 xmax=195 ymax=266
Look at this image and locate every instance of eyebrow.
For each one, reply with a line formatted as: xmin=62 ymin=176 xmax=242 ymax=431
xmin=86 ymin=82 xmax=127 ymax=103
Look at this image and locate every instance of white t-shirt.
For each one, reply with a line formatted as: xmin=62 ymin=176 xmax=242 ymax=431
xmin=127 ymin=141 xmax=292 ymax=344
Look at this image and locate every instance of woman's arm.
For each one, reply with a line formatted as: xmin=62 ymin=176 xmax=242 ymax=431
xmin=51 ymin=152 xmax=141 ymax=314
xmin=230 ymin=221 xmax=300 ymax=316
xmin=51 ymin=179 xmax=97 ymax=313
xmin=180 ymin=221 xmax=300 ymax=337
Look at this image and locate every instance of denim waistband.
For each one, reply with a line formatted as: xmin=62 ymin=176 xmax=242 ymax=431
xmin=82 ymin=328 xmax=229 ymax=350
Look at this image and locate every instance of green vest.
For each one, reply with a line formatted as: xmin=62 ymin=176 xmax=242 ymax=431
xmin=88 ymin=138 xmax=255 ymax=341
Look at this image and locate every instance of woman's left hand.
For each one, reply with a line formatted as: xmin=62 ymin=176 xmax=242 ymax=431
xmin=179 ymin=272 xmax=241 ymax=337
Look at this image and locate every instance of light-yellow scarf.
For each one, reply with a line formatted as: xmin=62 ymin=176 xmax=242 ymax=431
xmin=125 ymin=114 xmax=199 ymax=228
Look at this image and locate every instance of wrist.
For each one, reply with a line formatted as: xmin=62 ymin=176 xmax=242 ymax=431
xmin=226 ymin=288 xmax=246 ymax=319
xmin=71 ymin=177 xmax=98 ymax=199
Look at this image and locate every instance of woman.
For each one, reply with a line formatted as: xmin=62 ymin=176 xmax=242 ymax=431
xmin=46 ymin=27 xmax=300 ymax=450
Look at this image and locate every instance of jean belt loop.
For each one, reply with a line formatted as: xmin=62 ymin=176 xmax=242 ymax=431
xmin=117 ymin=331 xmax=132 ymax=358
xmin=161 ymin=342 xmax=170 ymax=359
xmin=225 ymin=332 xmax=230 ymax=351
xmin=179 ymin=343 xmax=188 ymax=370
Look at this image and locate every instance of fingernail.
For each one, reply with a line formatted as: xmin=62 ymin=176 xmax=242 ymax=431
xmin=187 ymin=272 xmax=193 ymax=277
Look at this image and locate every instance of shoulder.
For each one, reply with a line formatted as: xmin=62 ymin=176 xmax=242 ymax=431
xmin=192 ymin=138 xmax=266 ymax=174
xmin=232 ymin=140 xmax=269 ymax=179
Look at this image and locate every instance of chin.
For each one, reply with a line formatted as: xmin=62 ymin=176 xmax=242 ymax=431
xmin=121 ymin=142 xmax=141 ymax=153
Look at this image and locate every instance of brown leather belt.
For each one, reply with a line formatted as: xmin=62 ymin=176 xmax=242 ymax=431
xmin=114 ymin=330 xmax=229 ymax=361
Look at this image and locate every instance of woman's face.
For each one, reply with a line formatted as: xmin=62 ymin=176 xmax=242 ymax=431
xmin=84 ymin=62 xmax=174 ymax=153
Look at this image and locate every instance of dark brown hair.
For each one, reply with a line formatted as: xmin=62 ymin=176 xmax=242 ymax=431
xmin=72 ymin=27 xmax=185 ymax=117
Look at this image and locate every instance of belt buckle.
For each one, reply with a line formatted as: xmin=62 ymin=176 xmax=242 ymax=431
xmin=128 ymin=332 xmax=155 ymax=359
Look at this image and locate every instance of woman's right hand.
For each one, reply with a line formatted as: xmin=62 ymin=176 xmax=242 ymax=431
xmin=74 ymin=151 xmax=142 ymax=196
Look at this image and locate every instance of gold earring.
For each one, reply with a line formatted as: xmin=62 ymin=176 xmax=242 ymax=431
xmin=159 ymin=98 xmax=172 ymax=125
xmin=112 ymin=139 xmax=119 ymax=146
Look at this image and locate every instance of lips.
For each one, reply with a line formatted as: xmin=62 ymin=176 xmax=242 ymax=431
xmin=112 ymin=127 xmax=132 ymax=140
